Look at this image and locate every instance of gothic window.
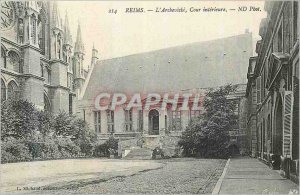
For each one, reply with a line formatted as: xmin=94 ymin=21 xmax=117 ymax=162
xmin=44 ymin=66 xmax=51 ymax=84
xmin=94 ymin=111 xmax=101 ymax=133
xmin=1 ymin=79 xmax=6 ymax=102
xmin=1 ymin=47 xmax=6 ymax=68
xmin=7 ymin=51 xmax=20 ymax=73
xmin=44 ymin=93 xmax=51 ymax=112
xmin=38 ymin=13 xmax=46 ymax=55
xmin=7 ymin=81 xmax=19 ymax=100
xmin=171 ymin=110 xmax=181 ymax=131
xmin=124 ymin=109 xmax=133 ymax=131
xmin=107 ymin=110 xmax=114 ymax=133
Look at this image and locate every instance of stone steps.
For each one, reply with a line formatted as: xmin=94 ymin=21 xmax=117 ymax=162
xmin=122 ymin=147 xmax=153 ymax=160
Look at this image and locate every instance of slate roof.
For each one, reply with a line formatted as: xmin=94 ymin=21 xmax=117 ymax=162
xmin=82 ymin=33 xmax=252 ymax=101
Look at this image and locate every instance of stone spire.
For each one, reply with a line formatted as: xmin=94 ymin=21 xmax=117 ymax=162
xmin=64 ymin=10 xmax=72 ymax=45
xmin=52 ymin=1 xmax=62 ymax=30
xmin=74 ymin=23 xmax=85 ymax=53
xmin=91 ymin=43 xmax=98 ymax=68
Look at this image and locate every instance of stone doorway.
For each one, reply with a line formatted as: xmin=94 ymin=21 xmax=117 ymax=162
xmin=149 ymin=109 xmax=159 ymax=135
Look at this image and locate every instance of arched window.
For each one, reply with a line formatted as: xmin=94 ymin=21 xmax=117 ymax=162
xmin=7 ymin=81 xmax=19 ymax=100
xmin=7 ymin=51 xmax=20 ymax=73
xmin=1 ymin=79 xmax=6 ymax=102
xmin=1 ymin=47 xmax=6 ymax=68
xmin=38 ymin=11 xmax=46 ymax=55
xmin=44 ymin=93 xmax=51 ymax=112
xmin=45 ymin=67 xmax=51 ymax=84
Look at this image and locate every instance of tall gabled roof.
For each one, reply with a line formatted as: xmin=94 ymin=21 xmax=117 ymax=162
xmin=82 ymin=33 xmax=253 ymax=101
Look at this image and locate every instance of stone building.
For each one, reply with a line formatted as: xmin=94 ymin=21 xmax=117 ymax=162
xmin=78 ymin=33 xmax=253 ymax=153
xmin=0 ymin=1 xmax=96 ymax=113
xmin=245 ymin=1 xmax=298 ymax=182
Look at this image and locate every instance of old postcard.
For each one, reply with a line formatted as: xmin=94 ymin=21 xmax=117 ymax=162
xmin=0 ymin=1 xmax=299 ymax=194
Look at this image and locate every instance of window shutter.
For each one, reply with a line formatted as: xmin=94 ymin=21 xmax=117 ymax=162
xmin=256 ymin=76 xmax=261 ymax=104
xmin=283 ymin=91 xmax=293 ymax=157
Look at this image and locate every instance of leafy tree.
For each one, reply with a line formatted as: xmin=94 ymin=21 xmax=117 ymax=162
xmin=1 ymin=100 xmax=39 ymax=140
xmin=179 ymin=84 xmax=238 ymax=158
xmin=37 ymin=111 xmax=54 ymax=138
xmin=52 ymin=111 xmax=75 ymax=137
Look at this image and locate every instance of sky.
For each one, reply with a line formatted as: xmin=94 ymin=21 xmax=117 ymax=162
xmin=58 ymin=1 xmax=267 ymax=69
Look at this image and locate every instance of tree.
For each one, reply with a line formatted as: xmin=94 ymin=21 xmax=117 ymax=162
xmin=1 ymin=100 xmax=39 ymax=140
xmin=52 ymin=111 xmax=74 ymax=137
xmin=179 ymin=84 xmax=238 ymax=158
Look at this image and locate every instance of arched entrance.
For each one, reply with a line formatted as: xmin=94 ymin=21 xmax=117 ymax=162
xmin=149 ymin=109 xmax=159 ymax=135
xmin=274 ymin=96 xmax=283 ymax=155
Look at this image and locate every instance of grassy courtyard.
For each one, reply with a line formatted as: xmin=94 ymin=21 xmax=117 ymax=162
xmin=1 ymin=158 xmax=226 ymax=194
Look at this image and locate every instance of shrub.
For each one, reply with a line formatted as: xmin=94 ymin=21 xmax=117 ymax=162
xmin=41 ymin=138 xmax=61 ymax=159
xmin=93 ymin=142 xmax=109 ymax=157
xmin=56 ymin=137 xmax=81 ymax=158
xmin=1 ymin=100 xmax=96 ymax=163
xmin=1 ymin=100 xmax=39 ymax=140
xmin=1 ymin=137 xmax=32 ymax=163
xmin=93 ymin=137 xmax=119 ymax=157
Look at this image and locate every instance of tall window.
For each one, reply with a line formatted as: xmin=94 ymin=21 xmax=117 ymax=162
xmin=38 ymin=13 xmax=46 ymax=55
xmin=44 ymin=94 xmax=51 ymax=112
xmin=107 ymin=110 xmax=114 ymax=133
xmin=7 ymin=81 xmax=19 ymax=100
xmin=124 ymin=109 xmax=133 ymax=131
xmin=1 ymin=79 xmax=6 ymax=102
xmin=138 ymin=110 xmax=143 ymax=131
xmin=94 ymin=111 xmax=101 ymax=133
xmin=172 ymin=110 xmax=181 ymax=131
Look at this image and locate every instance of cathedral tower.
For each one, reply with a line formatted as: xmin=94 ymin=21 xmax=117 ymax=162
xmin=73 ymin=23 xmax=85 ymax=94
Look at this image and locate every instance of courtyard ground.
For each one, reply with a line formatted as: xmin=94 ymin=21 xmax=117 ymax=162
xmin=0 ymin=158 xmax=226 ymax=194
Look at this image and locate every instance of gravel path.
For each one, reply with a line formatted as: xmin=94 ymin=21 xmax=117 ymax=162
xmin=36 ymin=158 xmax=226 ymax=194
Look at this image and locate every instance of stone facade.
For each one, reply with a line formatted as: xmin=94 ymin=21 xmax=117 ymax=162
xmin=245 ymin=1 xmax=299 ymax=183
xmin=78 ymin=33 xmax=253 ymax=154
xmin=0 ymin=1 xmax=97 ymax=113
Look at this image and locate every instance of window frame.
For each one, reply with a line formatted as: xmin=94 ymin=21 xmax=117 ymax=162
xmin=94 ymin=111 xmax=101 ymax=133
